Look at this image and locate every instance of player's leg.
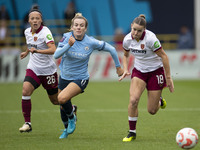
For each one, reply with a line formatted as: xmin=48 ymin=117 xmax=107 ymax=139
xmin=146 ymin=67 xmax=167 ymax=113
xmin=147 ymin=90 xmax=162 ymax=115
xmin=47 ymin=90 xmax=59 ymax=105
xmin=57 ymin=78 xmax=78 ymax=138
xmin=58 ymin=104 xmax=78 ymax=139
xmin=19 ymin=69 xmax=40 ymax=133
xmin=58 ymin=79 xmax=89 ymax=137
xmin=41 ymin=72 xmax=59 ymax=105
xmin=59 ymin=99 xmax=77 ymax=138
xmin=58 ymin=82 xmax=81 ymax=134
xmin=123 ymin=77 xmax=146 ymax=142
xmin=59 ymin=102 xmax=72 ymax=139
xmin=19 ymin=81 xmax=35 ymax=132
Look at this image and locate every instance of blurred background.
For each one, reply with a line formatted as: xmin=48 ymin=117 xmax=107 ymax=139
xmin=0 ymin=0 xmax=199 ymax=82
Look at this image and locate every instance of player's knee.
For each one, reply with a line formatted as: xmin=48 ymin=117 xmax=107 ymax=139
xmin=22 ymin=88 xmax=32 ymax=96
xmin=50 ymin=99 xmax=59 ymax=105
xmin=148 ymin=108 xmax=158 ymax=115
xmin=58 ymin=95 xmax=67 ymax=105
xmin=129 ymin=96 xmax=139 ymax=107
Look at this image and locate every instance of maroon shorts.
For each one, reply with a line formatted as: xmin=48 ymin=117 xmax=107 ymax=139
xmin=131 ymin=67 xmax=167 ymax=90
xmin=24 ymin=69 xmax=58 ymax=90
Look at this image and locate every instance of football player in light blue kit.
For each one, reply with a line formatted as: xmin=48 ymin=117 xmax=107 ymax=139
xmin=54 ymin=13 xmax=124 ymax=139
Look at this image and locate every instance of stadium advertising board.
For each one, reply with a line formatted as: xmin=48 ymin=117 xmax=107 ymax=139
xmin=0 ymin=49 xmax=200 ymax=82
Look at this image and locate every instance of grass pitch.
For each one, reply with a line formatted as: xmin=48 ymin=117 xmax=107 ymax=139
xmin=0 ymin=80 xmax=199 ymax=150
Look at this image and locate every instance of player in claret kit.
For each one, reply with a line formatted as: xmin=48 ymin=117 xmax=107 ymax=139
xmin=19 ymin=5 xmax=58 ymax=133
xmin=19 ymin=5 xmax=77 ymax=133
xmin=54 ymin=13 xmax=124 ymax=139
xmin=119 ymin=14 xmax=174 ymax=142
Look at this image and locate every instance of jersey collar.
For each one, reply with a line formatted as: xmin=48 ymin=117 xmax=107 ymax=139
xmin=131 ymin=30 xmax=146 ymax=40
xmin=71 ymin=31 xmax=85 ymax=41
xmin=30 ymin=25 xmax=43 ymax=34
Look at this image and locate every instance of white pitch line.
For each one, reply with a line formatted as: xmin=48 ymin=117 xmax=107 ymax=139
xmin=0 ymin=108 xmax=200 ymax=114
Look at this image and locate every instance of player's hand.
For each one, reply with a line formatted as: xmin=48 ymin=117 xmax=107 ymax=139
xmin=20 ymin=51 xmax=29 ymax=59
xmin=68 ymin=35 xmax=76 ymax=46
xmin=119 ymin=70 xmax=131 ymax=81
xmin=29 ymin=47 xmax=37 ymax=54
xmin=166 ymin=77 xmax=174 ymax=93
xmin=116 ymin=67 xmax=124 ymax=77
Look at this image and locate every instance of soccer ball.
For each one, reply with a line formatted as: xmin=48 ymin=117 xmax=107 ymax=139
xmin=176 ymin=128 xmax=198 ymax=149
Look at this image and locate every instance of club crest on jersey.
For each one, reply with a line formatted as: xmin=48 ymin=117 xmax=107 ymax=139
xmin=141 ymin=44 xmax=145 ymax=49
xmin=85 ymin=46 xmax=89 ymax=50
xmin=34 ymin=37 xmax=37 ymax=41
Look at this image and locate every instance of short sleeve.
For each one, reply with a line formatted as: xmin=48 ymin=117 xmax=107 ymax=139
xmin=148 ymin=34 xmax=162 ymax=51
xmin=123 ymin=35 xmax=130 ymax=51
xmin=45 ymin=28 xmax=54 ymax=44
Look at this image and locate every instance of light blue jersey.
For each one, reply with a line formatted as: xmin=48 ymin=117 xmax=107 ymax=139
xmin=54 ymin=32 xmax=120 ymax=80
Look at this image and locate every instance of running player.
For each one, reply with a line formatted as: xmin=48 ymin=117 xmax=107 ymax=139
xmin=54 ymin=13 xmax=124 ymax=139
xmin=19 ymin=6 xmax=59 ymax=133
xmin=119 ymin=14 xmax=174 ymax=142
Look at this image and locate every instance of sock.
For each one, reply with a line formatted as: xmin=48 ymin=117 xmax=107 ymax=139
xmin=60 ymin=106 xmax=68 ymax=128
xmin=61 ymin=100 xmax=74 ymax=119
xmin=22 ymin=96 xmax=31 ymax=123
xmin=128 ymin=116 xmax=137 ymax=133
xmin=160 ymin=97 xmax=163 ymax=106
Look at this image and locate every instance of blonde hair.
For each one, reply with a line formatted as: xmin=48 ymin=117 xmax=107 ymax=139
xmin=132 ymin=14 xmax=146 ymax=28
xmin=70 ymin=13 xmax=88 ymax=31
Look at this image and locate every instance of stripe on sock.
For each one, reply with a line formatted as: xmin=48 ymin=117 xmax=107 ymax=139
xmin=128 ymin=116 xmax=138 ymax=121
xmin=22 ymin=96 xmax=31 ymax=100
xmin=129 ymin=130 xmax=136 ymax=133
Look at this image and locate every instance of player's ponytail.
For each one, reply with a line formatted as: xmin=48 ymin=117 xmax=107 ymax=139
xmin=132 ymin=14 xmax=146 ymax=28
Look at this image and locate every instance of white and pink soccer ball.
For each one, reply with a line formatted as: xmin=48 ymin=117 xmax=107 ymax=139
xmin=176 ymin=127 xmax=198 ymax=149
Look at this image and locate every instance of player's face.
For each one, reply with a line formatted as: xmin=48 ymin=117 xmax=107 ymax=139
xmin=29 ymin=12 xmax=42 ymax=32
xmin=72 ymin=18 xmax=87 ymax=40
xmin=131 ymin=23 xmax=145 ymax=40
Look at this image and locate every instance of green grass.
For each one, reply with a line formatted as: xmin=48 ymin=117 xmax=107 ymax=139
xmin=0 ymin=80 xmax=200 ymax=150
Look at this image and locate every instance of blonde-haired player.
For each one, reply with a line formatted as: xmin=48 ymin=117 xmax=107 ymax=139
xmin=54 ymin=13 xmax=123 ymax=139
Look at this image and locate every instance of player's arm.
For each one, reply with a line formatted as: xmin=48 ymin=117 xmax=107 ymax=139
xmin=102 ymin=42 xmax=123 ymax=76
xmin=29 ymin=41 xmax=56 ymax=54
xmin=155 ymin=48 xmax=174 ymax=92
xmin=20 ymin=47 xmax=29 ymax=59
xmin=54 ymin=35 xmax=75 ymax=59
xmin=119 ymin=49 xmax=131 ymax=81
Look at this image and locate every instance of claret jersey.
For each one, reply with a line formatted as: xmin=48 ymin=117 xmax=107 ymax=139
xmin=25 ymin=25 xmax=57 ymax=75
xmin=123 ymin=29 xmax=163 ymax=73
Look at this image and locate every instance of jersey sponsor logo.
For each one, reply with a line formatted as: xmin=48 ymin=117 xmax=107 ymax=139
xmin=154 ymin=41 xmax=160 ymax=49
xmin=130 ymin=48 xmax=146 ymax=54
xmin=46 ymin=34 xmax=53 ymax=40
xmin=141 ymin=44 xmax=145 ymax=49
xmin=34 ymin=37 xmax=37 ymax=41
xmin=27 ymin=43 xmax=37 ymax=49
xmin=68 ymin=51 xmax=87 ymax=58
